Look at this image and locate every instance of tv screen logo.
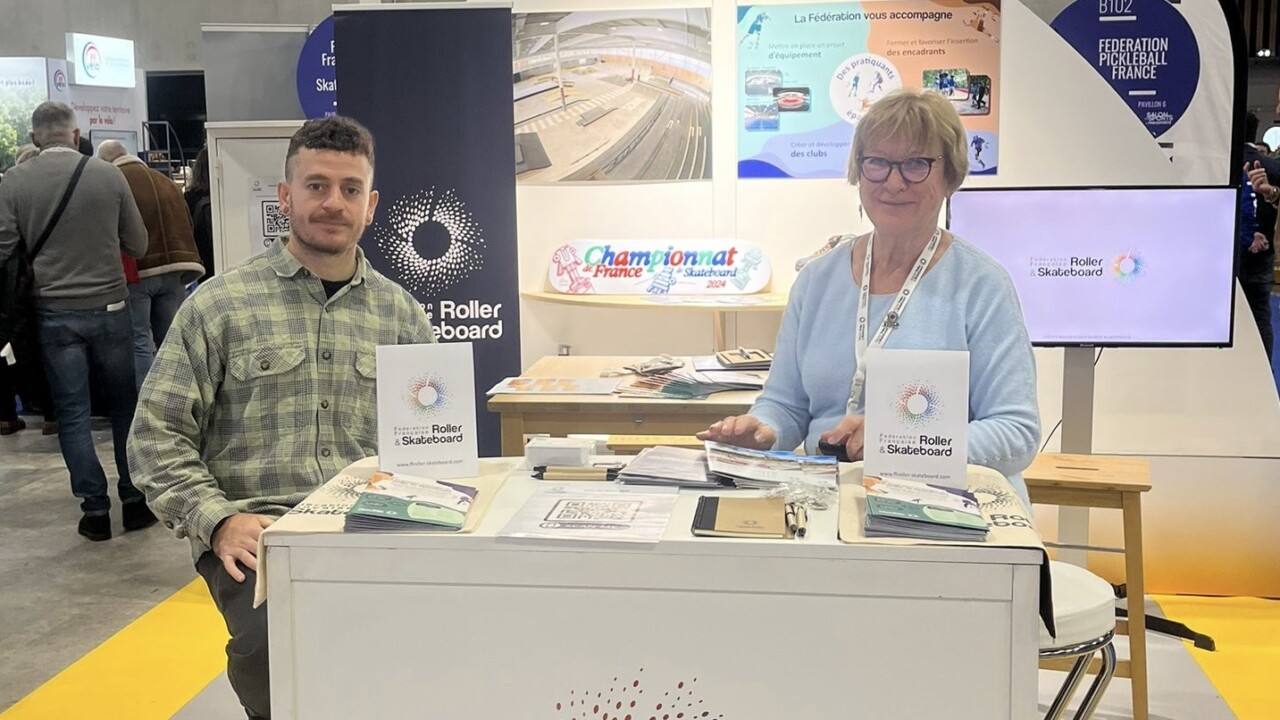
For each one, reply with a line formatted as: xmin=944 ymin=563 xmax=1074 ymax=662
xmin=81 ymin=43 xmax=102 ymax=79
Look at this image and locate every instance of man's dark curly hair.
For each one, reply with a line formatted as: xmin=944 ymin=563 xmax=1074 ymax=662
xmin=285 ymin=115 xmax=375 ymax=180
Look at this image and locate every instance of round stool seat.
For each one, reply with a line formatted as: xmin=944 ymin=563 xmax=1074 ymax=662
xmin=1040 ymin=561 xmax=1117 ymax=650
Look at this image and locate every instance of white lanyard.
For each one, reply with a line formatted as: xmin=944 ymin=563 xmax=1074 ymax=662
xmin=847 ymin=228 xmax=942 ymax=415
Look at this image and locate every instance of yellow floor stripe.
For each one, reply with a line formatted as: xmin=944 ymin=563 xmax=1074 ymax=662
xmin=1153 ymin=595 xmax=1280 ymax=720
xmin=0 ymin=579 xmax=228 ymax=720
xmin=4 ymin=586 xmax=1274 ymax=719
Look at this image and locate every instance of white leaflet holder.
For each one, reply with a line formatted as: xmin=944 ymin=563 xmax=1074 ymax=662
xmin=376 ymin=342 xmax=479 ymax=479
xmin=862 ymin=348 xmax=969 ymax=489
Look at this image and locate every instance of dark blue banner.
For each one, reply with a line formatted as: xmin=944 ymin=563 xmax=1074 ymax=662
xmin=296 ymin=15 xmax=336 ymax=119
xmin=336 ymin=6 xmax=519 ymax=458
xmin=1045 ymin=0 xmax=1200 ymax=140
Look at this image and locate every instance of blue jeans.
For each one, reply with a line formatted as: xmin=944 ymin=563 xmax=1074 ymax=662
xmin=39 ymin=306 xmax=142 ymax=516
xmin=129 ymin=273 xmax=188 ymax=388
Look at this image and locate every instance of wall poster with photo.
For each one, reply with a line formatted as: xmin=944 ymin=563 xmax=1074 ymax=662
xmin=737 ymin=1 xmax=1002 ymax=179
xmin=513 ymin=9 xmax=712 ymax=184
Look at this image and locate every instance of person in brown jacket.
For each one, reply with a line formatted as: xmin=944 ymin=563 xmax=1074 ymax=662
xmin=97 ymin=140 xmax=205 ymax=388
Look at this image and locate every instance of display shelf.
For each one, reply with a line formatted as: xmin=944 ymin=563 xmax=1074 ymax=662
xmin=521 ymin=290 xmax=788 ymax=350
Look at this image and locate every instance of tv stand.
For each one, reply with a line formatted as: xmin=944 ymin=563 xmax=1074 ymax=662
xmin=1058 ymin=346 xmax=1096 ymax=563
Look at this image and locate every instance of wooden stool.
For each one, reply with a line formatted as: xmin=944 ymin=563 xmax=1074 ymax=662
xmin=1025 ymin=453 xmax=1152 ymax=720
xmin=606 ymin=434 xmax=703 ymax=454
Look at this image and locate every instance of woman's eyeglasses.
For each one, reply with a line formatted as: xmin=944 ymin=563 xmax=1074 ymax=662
xmin=858 ymin=156 xmax=941 ymax=184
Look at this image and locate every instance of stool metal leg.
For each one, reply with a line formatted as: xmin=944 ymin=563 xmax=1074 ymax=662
xmin=1072 ymin=641 xmax=1118 ymax=720
xmin=1044 ymin=650 xmax=1096 ymax=720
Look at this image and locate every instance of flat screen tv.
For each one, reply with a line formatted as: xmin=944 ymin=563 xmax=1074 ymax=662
xmin=947 ymin=187 xmax=1237 ymax=347
xmin=90 ymin=129 xmax=139 ymax=157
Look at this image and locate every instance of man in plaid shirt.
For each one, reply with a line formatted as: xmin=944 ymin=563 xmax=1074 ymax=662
xmin=128 ymin=116 xmax=433 ymax=719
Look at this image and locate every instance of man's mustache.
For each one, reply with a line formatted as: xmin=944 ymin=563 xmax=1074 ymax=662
xmin=308 ymin=212 xmax=350 ymax=226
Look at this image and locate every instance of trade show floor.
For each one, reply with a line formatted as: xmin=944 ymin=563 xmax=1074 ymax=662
xmin=0 ymin=433 xmax=1275 ymax=719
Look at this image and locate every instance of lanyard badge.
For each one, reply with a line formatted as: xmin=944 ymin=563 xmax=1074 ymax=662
xmin=846 ymin=228 xmax=942 ymax=415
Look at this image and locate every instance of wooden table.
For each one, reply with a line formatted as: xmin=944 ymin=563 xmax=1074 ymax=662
xmin=486 ymin=355 xmax=760 ymax=456
xmin=1024 ymin=453 xmax=1152 ymax=720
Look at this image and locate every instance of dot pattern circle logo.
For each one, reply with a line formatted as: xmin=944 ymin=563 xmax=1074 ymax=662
xmin=554 ymin=668 xmax=724 ymax=720
xmin=406 ymin=374 xmax=448 ymax=418
xmin=894 ymin=381 xmax=941 ymax=427
xmin=374 ymin=187 xmax=485 ymax=296
xmin=1112 ymin=251 xmax=1145 ymax=282
xmin=972 ymin=484 xmax=1021 ymax=511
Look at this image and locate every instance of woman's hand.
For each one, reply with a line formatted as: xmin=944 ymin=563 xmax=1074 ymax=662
xmin=696 ymin=415 xmax=777 ymax=450
xmin=819 ymin=415 xmax=867 ymax=461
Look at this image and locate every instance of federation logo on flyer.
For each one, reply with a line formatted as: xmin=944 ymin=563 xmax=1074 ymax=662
xmin=405 ymin=373 xmax=449 ymax=418
xmin=894 ymin=380 xmax=942 ymax=427
xmin=830 ymin=54 xmax=901 ymax=124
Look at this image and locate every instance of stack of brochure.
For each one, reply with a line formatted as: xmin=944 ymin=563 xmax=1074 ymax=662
xmin=862 ymin=475 xmax=988 ymax=542
xmin=614 ymin=370 xmax=765 ymax=400
xmin=486 ymin=377 xmax=621 ymax=395
xmin=343 ymin=471 xmax=477 ymax=533
xmin=616 ymin=446 xmax=732 ymax=489
xmin=703 ymin=441 xmax=839 ymax=490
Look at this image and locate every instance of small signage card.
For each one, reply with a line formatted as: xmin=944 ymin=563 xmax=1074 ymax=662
xmin=863 ymin=349 xmax=969 ymax=488
xmin=376 ymin=342 xmax=478 ymax=479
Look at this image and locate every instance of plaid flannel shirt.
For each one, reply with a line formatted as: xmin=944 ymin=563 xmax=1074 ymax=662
xmin=128 ymin=241 xmax=435 ymax=560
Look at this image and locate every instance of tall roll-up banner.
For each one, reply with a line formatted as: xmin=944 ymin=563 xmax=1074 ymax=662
xmin=336 ymin=3 xmax=519 ymax=458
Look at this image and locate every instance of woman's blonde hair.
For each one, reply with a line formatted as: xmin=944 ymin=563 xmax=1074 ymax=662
xmin=847 ymin=89 xmax=970 ymax=193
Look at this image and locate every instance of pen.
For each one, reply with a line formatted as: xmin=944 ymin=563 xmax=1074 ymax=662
xmin=532 ymin=467 xmax=619 ymax=482
xmin=784 ymin=503 xmax=799 ymax=536
xmin=795 ymin=505 xmax=808 ymax=539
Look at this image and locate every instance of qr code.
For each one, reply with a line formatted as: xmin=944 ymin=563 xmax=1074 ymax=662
xmin=546 ymin=499 xmax=641 ymax=523
xmin=261 ymin=200 xmax=291 ymax=236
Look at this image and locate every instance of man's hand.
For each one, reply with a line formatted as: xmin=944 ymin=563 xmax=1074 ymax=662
xmin=1251 ymin=233 xmax=1270 ymax=254
xmin=1246 ymin=161 xmax=1274 ymax=198
xmin=211 ymin=513 xmax=275 ymax=583
xmin=819 ymin=415 xmax=867 ymax=461
xmin=696 ymin=415 xmax=777 ymax=450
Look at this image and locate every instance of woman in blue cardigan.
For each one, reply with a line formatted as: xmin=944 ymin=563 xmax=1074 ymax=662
xmin=699 ymin=89 xmax=1040 ymax=500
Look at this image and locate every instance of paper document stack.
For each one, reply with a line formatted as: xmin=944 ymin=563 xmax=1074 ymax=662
xmin=703 ymin=442 xmax=838 ymax=490
xmin=615 ymin=446 xmax=732 ymax=489
xmin=692 ymin=353 xmax=772 ymax=372
xmin=498 ymin=484 xmax=679 ymax=543
xmin=614 ymin=370 xmax=765 ymax=400
xmin=862 ymin=475 xmax=988 ymax=541
xmin=343 ymin=471 xmax=477 ymax=533
xmin=486 ymin=377 xmax=620 ymax=395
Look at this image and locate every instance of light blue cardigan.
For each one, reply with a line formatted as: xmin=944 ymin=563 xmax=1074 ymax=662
xmin=750 ymin=235 xmax=1041 ymax=501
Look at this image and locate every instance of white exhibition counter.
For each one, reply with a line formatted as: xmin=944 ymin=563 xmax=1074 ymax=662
xmin=261 ymin=459 xmax=1043 ymax=719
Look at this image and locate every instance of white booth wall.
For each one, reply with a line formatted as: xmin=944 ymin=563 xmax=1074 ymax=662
xmin=207 ymin=0 xmax=1280 ymax=597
